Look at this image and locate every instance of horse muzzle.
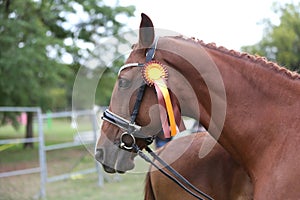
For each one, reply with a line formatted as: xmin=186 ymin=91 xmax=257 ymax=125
xmin=95 ymin=146 xmax=135 ymax=174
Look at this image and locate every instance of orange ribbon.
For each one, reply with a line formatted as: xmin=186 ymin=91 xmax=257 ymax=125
xmin=142 ymin=61 xmax=183 ymax=138
xmin=154 ymin=79 xmax=177 ymax=138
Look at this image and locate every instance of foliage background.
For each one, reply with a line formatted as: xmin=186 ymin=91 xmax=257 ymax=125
xmin=242 ymin=2 xmax=300 ymax=72
xmin=0 ymin=0 xmax=135 ymax=142
xmin=0 ymin=0 xmax=135 ymax=112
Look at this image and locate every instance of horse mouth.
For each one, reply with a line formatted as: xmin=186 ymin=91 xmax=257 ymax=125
xmin=95 ymin=148 xmax=136 ymax=174
xmin=101 ymin=160 xmax=135 ymax=174
xmin=102 ymin=164 xmax=118 ymax=173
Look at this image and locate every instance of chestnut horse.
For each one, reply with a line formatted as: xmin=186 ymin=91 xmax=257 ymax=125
xmin=145 ymin=132 xmax=253 ymax=200
xmin=96 ymin=13 xmax=300 ymax=199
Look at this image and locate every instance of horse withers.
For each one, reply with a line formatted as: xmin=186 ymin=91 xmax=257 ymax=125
xmin=145 ymin=132 xmax=253 ymax=200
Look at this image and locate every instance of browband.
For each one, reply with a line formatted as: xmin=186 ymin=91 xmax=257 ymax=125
xmin=118 ymin=63 xmax=144 ymax=76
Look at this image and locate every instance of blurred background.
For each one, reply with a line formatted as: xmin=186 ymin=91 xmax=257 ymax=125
xmin=0 ymin=0 xmax=299 ymax=199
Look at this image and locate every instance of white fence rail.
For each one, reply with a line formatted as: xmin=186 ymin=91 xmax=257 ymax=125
xmin=0 ymin=107 xmax=104 ymax=199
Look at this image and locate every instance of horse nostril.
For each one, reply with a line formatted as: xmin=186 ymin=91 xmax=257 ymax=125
xmin=95 ymin=148 xmax=104 ymax=163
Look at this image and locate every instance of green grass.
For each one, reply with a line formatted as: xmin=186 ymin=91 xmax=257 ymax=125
xmin=46 ymin=159 xmax=148 ymax=200
xmin=0 ymin=119 xmax=150 ymax=200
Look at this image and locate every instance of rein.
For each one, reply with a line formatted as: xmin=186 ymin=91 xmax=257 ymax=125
xmin=101 ymin=37 xmax=214 ymax=200
xmin=133 ymin=144 xmax=214 ymax=200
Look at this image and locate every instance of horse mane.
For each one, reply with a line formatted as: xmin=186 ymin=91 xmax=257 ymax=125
xmin=173 ymin=36 xmax=300 ymax=80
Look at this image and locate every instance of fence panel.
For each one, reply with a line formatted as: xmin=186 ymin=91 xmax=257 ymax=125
xmin=0 ymin=107 xmax=104 ymax=199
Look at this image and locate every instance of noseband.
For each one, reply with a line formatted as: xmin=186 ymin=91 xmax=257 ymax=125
xmin=102 ymin=109 xmax=153 ymax=149
xmin=101 ymin=37 xmax=160 ymax=150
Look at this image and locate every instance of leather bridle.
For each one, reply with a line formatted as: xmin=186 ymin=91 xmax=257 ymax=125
xmin=101 ymin=37 xmax=214 ymax=200
xmin=101 ymin=37 xmax=160 ymax=150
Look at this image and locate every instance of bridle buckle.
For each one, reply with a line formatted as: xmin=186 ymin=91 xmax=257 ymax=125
xmin=119 ymin=132 xmax=136 ymax=150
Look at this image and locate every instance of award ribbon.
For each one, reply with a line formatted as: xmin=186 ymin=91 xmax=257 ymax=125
xmin=142 ymin=61 xmax=177 ymax=138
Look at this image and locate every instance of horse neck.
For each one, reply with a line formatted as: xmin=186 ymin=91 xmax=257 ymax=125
xmin=161 ymin=37 xmax=300 ymax=174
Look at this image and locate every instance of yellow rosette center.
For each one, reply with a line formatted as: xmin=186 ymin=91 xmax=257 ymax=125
xmin=142 ymin=61 xmax=168 ymax=86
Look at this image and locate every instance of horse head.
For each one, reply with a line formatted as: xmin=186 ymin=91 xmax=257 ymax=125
xmin=95 ymin=14 xmax=174 ymax=173
xmin=95 ymin=13 xmax=221 ymax=173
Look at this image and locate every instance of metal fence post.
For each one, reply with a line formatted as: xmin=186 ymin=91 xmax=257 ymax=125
xmin=37 ymin=108 xmax=47 ymax=199
xmin=91 ymin=111 xmax=104 ymax=187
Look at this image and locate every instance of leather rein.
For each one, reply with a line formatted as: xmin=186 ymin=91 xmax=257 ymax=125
xmin=101 ymin=38 xmax=214 ymax=200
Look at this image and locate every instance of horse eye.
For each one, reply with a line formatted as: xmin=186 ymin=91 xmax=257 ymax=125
xmin=118 ymin=78 xmax=131 ymax=89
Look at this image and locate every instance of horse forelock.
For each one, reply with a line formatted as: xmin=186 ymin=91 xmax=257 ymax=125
xmin=169 ymin=36 xmax=300 ymax=80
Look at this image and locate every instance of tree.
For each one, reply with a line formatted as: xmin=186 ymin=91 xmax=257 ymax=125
xmin=0 ymin=0 xmax=135 ymax=148
xmin=241 ymin=2 xmax=300 ymax=72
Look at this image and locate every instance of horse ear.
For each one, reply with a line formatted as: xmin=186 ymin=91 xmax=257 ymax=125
xmin=139 ymin=13 xmax=155 ymax=48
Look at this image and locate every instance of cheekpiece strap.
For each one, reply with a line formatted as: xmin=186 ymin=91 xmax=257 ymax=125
xmin=130 ymin=37 xmax=159 ymax=124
